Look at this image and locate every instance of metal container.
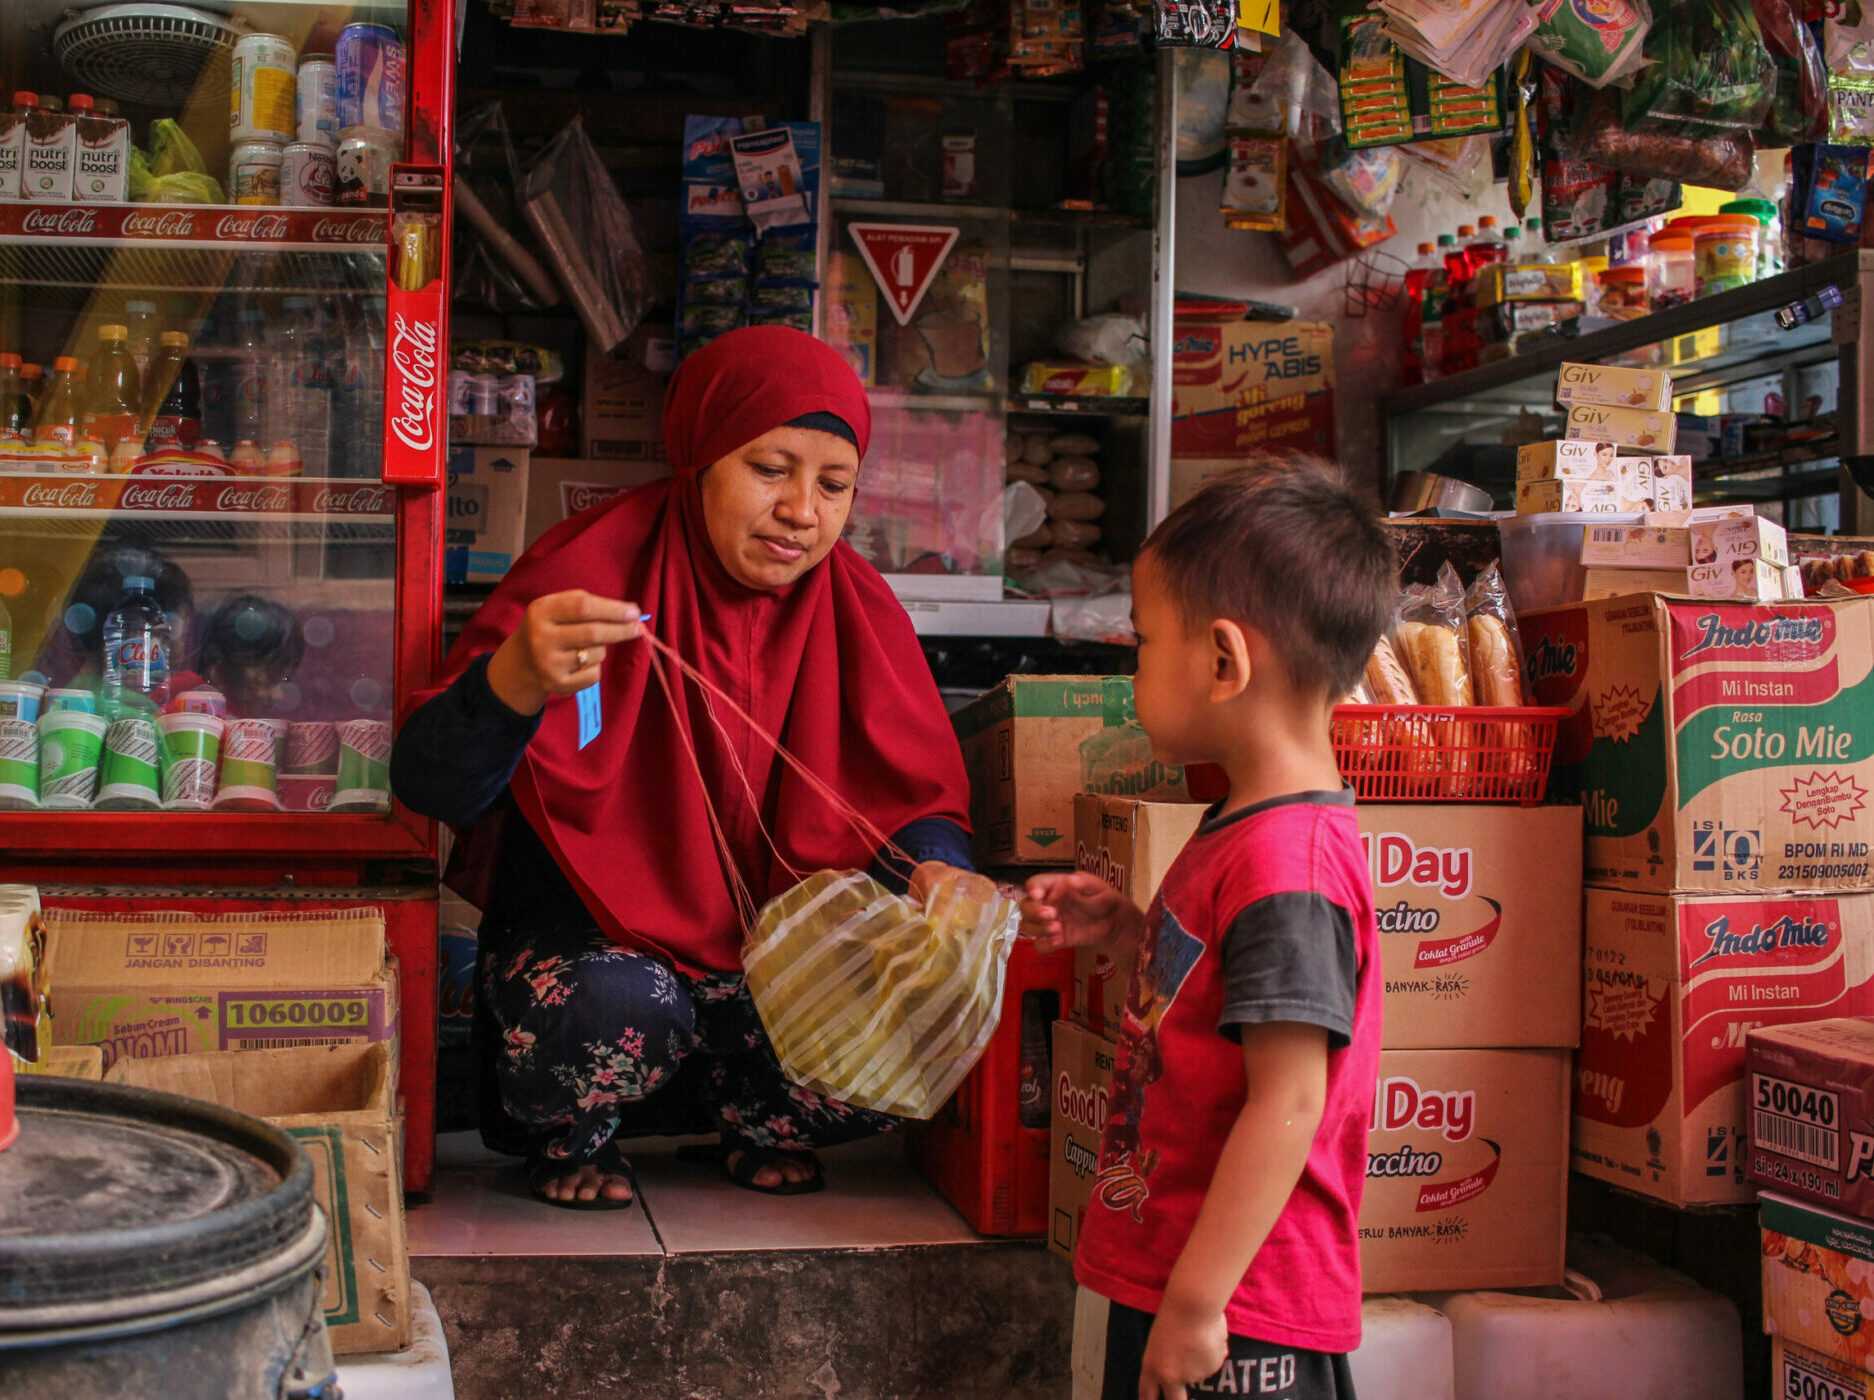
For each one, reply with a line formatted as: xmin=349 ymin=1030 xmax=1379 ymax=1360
xmin=1388 ymin=470 xmax=1495 ymax=515
xmin=230 ymin=33 xmax=296 ymax=144
xmin=336 ymin=22 xmax=405 ymax=136
xmin=229 ymin=138 xmax=283 ymax=205
xmin=0 ymin=1074 xmax=335 ymax=1398
xmin=295 ymin=57 xmax=338 ymax=147
xmin=334 ymin=126 xmax=395 ymax=207
xmin=281 ymin=140 xmax=334 ymax=207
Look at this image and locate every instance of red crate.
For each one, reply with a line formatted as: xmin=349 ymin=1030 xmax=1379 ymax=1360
xmin=908 ymin=937 xmax=1074 ymax=1236
xmin=1331 ymin=704 xmax=1568 ymax=804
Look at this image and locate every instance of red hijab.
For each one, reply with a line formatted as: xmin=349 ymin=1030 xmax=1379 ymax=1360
xmin=423 ymin=327 xmax=969 ymax=975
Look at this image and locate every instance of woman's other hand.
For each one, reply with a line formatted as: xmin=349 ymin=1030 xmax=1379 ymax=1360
xmin=1019 ymin=871 xmax=1143 ymax=954
xmin=486 ymin=590 xmax=646 ymax=716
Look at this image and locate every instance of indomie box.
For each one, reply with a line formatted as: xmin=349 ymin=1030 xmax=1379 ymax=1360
xmin=1524 ymin=595 xmax=1874 ymax=894
xmin=1574 ymin=888 xmax=1874 ymax=1208
xmin=1360 ymin=1047 xmax=1569 ymax=1294
xmin=107 ymin=1043 xmax=409 ymax=1356
xmin=1169 ymin=317 xmax=1335 ymax=460
xmin=954 ymin=676 xmax=1189 ymax=867
xmin=1747 ymin=1017 xmax=1874 ymax=1217
xmin=46 ymin=907 xmax=398 ymax=1072
xmin=1048 ymin=1018 xmax=1116 ymax=1264
xmin=1763 ymin=1192 xmax=1874 ymax=1375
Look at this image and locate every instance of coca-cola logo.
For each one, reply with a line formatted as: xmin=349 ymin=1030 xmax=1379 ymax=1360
xmin=312 ymin=486 xmax=390 ymax=514
xmin=120 ymin=483 xmax=200 ymax=511
xmin=213 ymin=212 xmax=290 ymax=241
xmin=122 ymin=209 xmax=198 ymax=239
xmin=20 ymin=207 xmax=98 ymax=236
xmin=389 ymin=313 xmax=440 ymax=454
xmin=215 ymin=484 xmax=291 ymax=512
xmin=310 ymin=216 xmax=383 ymax=244
xmin=20 ymin=481 xmax=100 ymax=508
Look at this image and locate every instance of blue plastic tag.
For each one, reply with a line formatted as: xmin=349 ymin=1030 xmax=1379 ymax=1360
xmin=576 ymin=682 xmax=602 ymax=749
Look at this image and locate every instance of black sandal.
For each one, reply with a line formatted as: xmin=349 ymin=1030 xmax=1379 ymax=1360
xmin=678 ymin=1141 xmax=826 ymax=1196
xmin=526 ymin=1139 xmax=639 ymax=1212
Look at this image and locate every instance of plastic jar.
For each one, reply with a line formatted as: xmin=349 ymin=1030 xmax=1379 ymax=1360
xmin=1597 ymin=265 xmax=1649 ymax=320
xmin=1646 ymin=233 xmax=1696 ymax=309
xmin=1694 ymin=215 xmax=1761 ymax=296
xmin=1721 ymin=197 xmax=1783 ymax=279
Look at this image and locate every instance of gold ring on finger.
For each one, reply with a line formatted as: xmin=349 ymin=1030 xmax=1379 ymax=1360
xmin=575 ymin=648 xmax=590 ymax=669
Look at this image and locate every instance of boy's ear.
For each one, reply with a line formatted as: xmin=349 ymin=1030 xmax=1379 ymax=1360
xmin=1209 ymin=619 xmax=1253 ymax=702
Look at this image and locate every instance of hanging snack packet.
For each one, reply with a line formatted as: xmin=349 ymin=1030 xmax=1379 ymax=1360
xmin=1797 ymin=145 xmax=1873 ymax=245
xmin=1319 ymin=141 xmax=1403 ymax=218
xmin=729 ymin=125 xmax=811 ymax=235
xmin=1222 ymin=135 xmax=1285 ymax=230
xmin=1154 ymin=0 xmax=1239 ymax=48
xmin=1826 ymin=12 xmax=1874 ymax=147
xmin=1527 ymin=0 xmax=1649 ymax=89
xmin=1623 ymin=0 xmax=1774 ymax=138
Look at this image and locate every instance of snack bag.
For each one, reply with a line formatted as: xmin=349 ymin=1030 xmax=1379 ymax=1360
xmin=1527 ymin=0 xmax=1650 ymax=89
xmin=742 ymin=867 xmax=1020 ymax=1117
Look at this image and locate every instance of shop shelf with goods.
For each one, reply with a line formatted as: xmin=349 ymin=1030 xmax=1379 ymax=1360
xmin=1385 ymin=251 xmax=1874 ymax=536
xmin=0 ymin=0 xmax=457 ymax=1192
xmin=819 ymin=17 xmax=1177 ymax=635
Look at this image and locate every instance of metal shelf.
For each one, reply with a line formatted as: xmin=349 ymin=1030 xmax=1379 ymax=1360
xmin=1006 ymin=395 xmax=1148 ymax=417
xmin=1698 ymin=436 xmax=1841 ymax=481
xmin=0 ymin=475 xmax=395 ymax=522
xmin=834 ymin=197 xmax=1006 ymax=222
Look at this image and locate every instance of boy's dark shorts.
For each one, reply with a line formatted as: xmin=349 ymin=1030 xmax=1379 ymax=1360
xmin=1074 ymin=1289 xmax=1356 ymax=1399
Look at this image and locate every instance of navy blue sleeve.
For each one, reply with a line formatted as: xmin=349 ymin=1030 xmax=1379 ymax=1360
xmin=390 ymin=653 xmax=543 ymax=826
xmin=870 ymin=817 xmax=976 ymax=894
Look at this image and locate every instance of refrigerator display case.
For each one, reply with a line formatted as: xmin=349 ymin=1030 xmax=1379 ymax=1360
xmin=0 ymin=0 xmax=454 ymax=1189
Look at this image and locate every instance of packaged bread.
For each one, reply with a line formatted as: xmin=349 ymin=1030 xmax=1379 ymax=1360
xmin=1049 ymin=456 xmax=1101 ymax=492
xmin=1051 ymin=519 xmax=1102 ymax=550
xmin=1462 ymin=561 xmax=1528 ymax=706
xmin=1022 ymin=434 xmax=1055 ymax=466
xmin=1397 ymin=564 xmax=1474 ymax=705
xmin=1362 ymin=632 xmax=1419 ymax=705
xmin=1050 ymin=491 xmax=1106 ymax=522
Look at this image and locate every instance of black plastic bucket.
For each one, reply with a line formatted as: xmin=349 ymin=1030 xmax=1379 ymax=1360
xmin=0 ymin=1074 xmax=337 ymax=1399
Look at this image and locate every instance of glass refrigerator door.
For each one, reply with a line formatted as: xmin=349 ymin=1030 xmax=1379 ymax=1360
xmin=0 ymin=0 xmax=445 ymax=855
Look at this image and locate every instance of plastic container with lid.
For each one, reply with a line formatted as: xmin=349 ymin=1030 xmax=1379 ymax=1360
xmin=1646 ymin=233 xmax=1696 ymax=310
xmin=1596 ymin=265 xmax=1649 ymax=320
xmin=1721 ymin=196 xmax=1783 ymax=279
xmin=1349 ymin=1296 xmax=1455 ymax=1400
xmin=1693 ymin=215 xmax=1761 ymax=297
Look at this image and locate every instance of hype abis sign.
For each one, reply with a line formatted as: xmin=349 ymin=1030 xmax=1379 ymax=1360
xmin=1357 ymin=805 xmax=1583 ymax=1050
xmin=1573 ymin=888 xmax=1874 ymax=1208
xmin=1524 ymin=596 xmax=1874 ymax=895
xmin=1169 ymin=317 xmax=1335 ymax=459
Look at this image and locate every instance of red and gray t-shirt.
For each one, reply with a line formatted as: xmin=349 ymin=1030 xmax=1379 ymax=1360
xmin=1074 ymin=789 xmax=1381 ymax=1354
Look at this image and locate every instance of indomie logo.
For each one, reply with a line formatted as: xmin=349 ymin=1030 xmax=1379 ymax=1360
xmin=1527 ymin=634 xmax=1579 ymax=681
xmin=389 ymin=313 xmax=440 ymax=453
xmin=1681 ymin=612 xmax=1827 ymax=660
xmin=1688 ymin=913 xmax=1834 ymax=968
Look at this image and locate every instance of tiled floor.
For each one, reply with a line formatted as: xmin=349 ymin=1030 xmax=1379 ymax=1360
xmin=407 ymin=1130 xmax=985 ymax=1258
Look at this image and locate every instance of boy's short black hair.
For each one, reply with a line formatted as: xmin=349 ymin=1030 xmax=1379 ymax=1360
xmin=1142 ymin=454 xmax=1397 ymax=697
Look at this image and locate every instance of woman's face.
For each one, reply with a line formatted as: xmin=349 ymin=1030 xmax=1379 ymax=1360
xmin=699 ymin=425 xmax=859 ymax=591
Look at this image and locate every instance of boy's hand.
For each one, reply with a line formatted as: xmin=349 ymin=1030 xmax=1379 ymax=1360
xmin=1019 ymin=871 xmax=1141 ymax=953
xmin=1138 ymin=1299 xmax=1229 ymax=1400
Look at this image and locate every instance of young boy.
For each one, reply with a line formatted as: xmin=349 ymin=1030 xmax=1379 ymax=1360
xmin=1023 ymin=458 xmax=1396 ymax=1400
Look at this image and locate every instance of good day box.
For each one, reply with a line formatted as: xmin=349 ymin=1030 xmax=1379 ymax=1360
xmin=1525 ymin=596 xmax=1874 ymax=894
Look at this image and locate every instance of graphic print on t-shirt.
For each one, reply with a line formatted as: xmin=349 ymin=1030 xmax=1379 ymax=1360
xmin=1094 ymin=898 xmax=1206 ymax=1221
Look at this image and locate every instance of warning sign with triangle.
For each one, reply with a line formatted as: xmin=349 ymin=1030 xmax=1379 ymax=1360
xmin=847 ymin=222 xmax=961 ymax=327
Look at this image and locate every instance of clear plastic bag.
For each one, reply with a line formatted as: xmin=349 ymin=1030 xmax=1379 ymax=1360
xmin=1623 ymin=0 xmax=1775 ymax=138
xmin=454 ymin=102 xmax=556 ymax=314
xmin=742 ymin=868 xmax=1020 ymax=1118
xmin=522 ymin=116 xmax=652 ymax=355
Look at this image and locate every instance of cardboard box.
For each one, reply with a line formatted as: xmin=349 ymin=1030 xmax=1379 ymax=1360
xmin=1763 ymin=1193 xmax=1874 ymax=1374
xmin=108 ymin=1043 xmax=410 ymax=1356
xmin=1479 ymin=261 xmax=1585 ymax=306
xmin=1360 ymin=1048 xmax=1569 ymax=1294
xmin=1774 ymin=1340 xmax=1874 ymax=1400
xmin=1573 ymin=889 xmax=1874 ymax=1207
xmin=1689 ymin=557 xmax=1786 ymax=602
xmin=1048 ymin=1019 xmax=1116 ymax=1264
xmin=1 ymin=885 xmax=48 ymax=1072
xmin=953 ymin=676 xmax=1190 ymax=866
xmin=1581 ymin=567 xmax=1692 ymax=601
xmin=46 ymin=907 xmax=398 ymax=1072
xmin=1070 ymin=796 xmax=1207 ymax=1033
xmin=1579 ymin=521 xmax=1693 ymax=570
xmin=1362 ymin=804 xmax=1583 ymax=1049
xmin=1748 ymin=1017 xmax=1874 ymax=1216
xmin=1566 ymin=403 xmax=1678 ymax=453
xmin=1516 ymin=438 xmax=1617 ymax=483
xmin=1628 ymin=454 xmax=1693 ymax=513
xmin=1170 ymin=317 xmax=1335 ymax=460
xmin=1522 ymin=595 xmax=1874 ymax=893
xmin=445 ymin=445 xmax=529 ymax=585
xmin=1168 ymin=458 xmax=1241 ymax=512
xmin=1692 ymin=512 xmax=1791 ymax=570
xmin=523 ymin=456 xmax=671 ymax=548
xmin=1555 ymin=361 xmax=1673 ymax=412
xmin=581 ymin=324 xmax=672 ymax=461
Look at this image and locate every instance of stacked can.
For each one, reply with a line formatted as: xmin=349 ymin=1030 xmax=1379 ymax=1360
xmin=334 ymin=22 xmax=402 ymax=208
xmin=279 ymin=720 xmax=338 ymax=812
xmin=214 ymin=718 xmax=286 ymax=811
xmin=331 ymin=718 xmax=392 ymax=812
xmin=230 ymin=33 xmax=295 ymax=205
xmin=96 ymin=713 xmax=162 ymax=810
xmin=286 ymin=53 xmax=338 ymax=207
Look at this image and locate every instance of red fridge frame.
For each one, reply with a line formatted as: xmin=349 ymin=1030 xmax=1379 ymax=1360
xmin=3 ymin=0 xmax=458 ymax=1192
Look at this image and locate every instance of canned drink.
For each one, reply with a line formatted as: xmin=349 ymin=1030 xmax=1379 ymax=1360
xmin=230 ymin=32 xmax=297 ymax=143
xmin=336 ymin=22 xmax=405 ymax=136
xmin=392 ymin=210 xmax=437 ymax=290
xmin=281 ymin=139 xmax=335 ymax=206
xmin=335 ymin=127 xmax=395 ymax=207
xmin=171 ymin=687 xmax=227 ymax=719
xmin=296 ymin=57 xmax=338 ymax=146
xmin=230 ymin=138 xmax=284 ymax=205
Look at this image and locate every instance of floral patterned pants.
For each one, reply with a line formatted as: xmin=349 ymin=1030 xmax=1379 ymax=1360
xmin=483 ymin=926 xmax=900 ymax=1165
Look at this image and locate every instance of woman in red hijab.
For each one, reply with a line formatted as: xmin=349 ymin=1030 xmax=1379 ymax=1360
xmin=393 ymin=328 xmax=973 ymax=1208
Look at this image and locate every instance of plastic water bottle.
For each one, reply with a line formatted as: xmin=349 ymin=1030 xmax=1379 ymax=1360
xmin=231 ymin=306 xmax=268 ymax=447
xmin=101 ymin=575 xmax=173 ymax=716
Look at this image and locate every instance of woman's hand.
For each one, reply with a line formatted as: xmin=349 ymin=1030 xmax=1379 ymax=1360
xmin=1019 ymin=871 xmax=1144 ymax=953
xmin=486 ymin=590 xmax=646 ymax=717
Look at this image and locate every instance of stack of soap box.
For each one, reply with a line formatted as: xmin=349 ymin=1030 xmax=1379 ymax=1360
xmin=1575 ymin=506 xmax=1800 ymax=602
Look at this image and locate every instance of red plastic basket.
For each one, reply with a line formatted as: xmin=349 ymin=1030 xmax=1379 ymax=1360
xmin=1331 ymin=704 xmax=1569 ymax=804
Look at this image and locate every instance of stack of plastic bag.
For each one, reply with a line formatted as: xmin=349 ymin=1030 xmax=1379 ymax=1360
xmin=742 ymin=867 xmax=1020 ymax=1119
xmin=1377 ymin=0 xmax=1534 ymax=88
